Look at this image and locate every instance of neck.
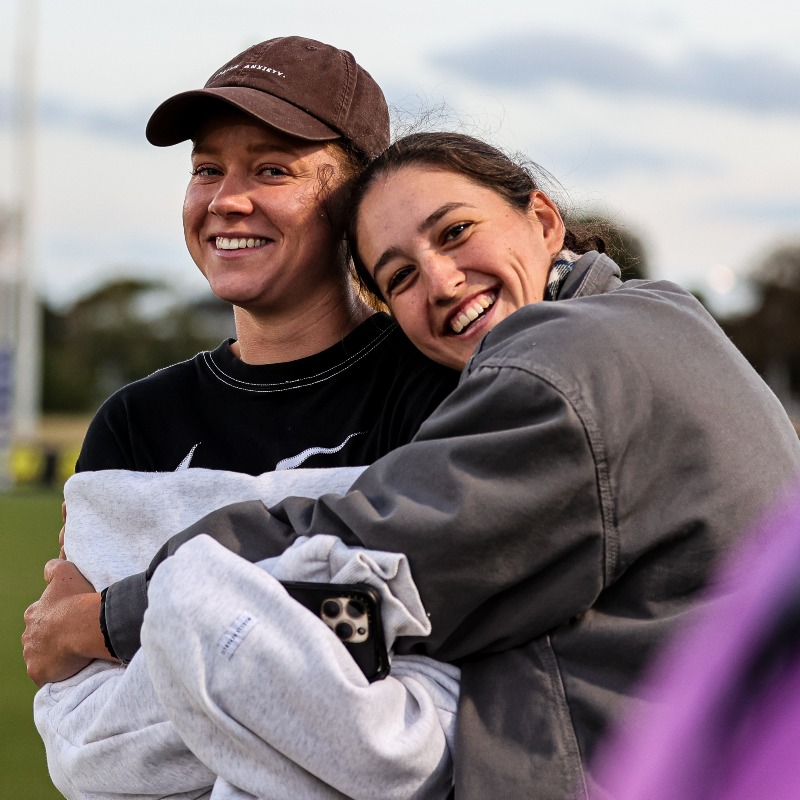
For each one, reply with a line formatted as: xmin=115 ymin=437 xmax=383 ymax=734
xmin=231 ymin=290 xmax=374 ymax=364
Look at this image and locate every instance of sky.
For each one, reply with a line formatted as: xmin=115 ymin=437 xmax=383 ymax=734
xmin=0 ymin=0 xmax=798 ymax=315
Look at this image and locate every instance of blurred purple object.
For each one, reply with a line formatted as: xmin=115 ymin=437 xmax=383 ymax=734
xmin=592 ymin=484 xmax=800 ymax=800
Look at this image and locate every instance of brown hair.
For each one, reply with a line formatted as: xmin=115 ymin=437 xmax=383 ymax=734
xmin=347 ymin=131 xmax=603 ymax=299
xmin=317 ymin=139 xmax=371 ymax=229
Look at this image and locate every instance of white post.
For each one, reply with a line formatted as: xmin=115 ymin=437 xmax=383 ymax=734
xmin=12 ymin=0 xmax=41 ymax=441
xmin=1 ymin=0 xmax=40 ymax=490
xmin=0 ymin=211 xmax=18 ymax=489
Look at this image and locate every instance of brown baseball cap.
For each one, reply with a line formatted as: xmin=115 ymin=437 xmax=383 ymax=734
xmin=146 ymin=36 xmax=389 ymax=158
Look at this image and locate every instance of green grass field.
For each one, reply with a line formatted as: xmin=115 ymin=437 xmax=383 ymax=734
xmin=0 ymin=490 xmax=67 ymax=799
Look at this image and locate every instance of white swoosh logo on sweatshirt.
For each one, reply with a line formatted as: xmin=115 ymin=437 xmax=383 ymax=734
xmin=176 ymin=444 xmax=200 ymax=471
xmin=275 ymin=433 xmax=364 ymax=471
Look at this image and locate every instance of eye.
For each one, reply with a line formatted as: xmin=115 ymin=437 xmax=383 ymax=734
xmin=442 ymin=222 xmax=471 ymax=243
xmin=190 ymin=165 xmax=222 ymax=178
xmin=257 ymin=165 xmax=290 ymax=178
xmin=385 ymin=266 xmax=415 ymax=294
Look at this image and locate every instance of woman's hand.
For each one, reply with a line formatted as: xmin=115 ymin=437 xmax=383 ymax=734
xmin=22 ymin=560 xmax=116 ymax=687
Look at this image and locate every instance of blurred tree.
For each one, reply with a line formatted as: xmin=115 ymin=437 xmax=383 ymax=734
xmin=720 ymin=242 xmax=800 ymax=412
xmin=566 ymin=215 xmax=649 ymax=280
xmin=752 ymin=242 xmax=800 ymax=291
xmin=41 ymin=278 xmax=233 ymax=412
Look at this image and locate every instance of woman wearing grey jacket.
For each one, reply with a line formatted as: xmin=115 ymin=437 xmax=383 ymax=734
xmin=34 ymin=133 xmax=800 ymax=800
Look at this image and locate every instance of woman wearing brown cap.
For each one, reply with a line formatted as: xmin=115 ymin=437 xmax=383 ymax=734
xmin=23 ymin=37 xmax=458 ymax=800
xmin=76 ymin=36 xmax=457 ymax=478
xmin=25 ymin=35 xmax=455 ymax=665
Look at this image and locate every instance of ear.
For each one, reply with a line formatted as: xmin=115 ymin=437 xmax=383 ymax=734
xmin=528 ymin=191 xmax=565 ymax=257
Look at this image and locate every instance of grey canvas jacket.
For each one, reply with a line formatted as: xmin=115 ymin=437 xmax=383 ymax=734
xmin=106 ymin=251 xmax=800 ymax=799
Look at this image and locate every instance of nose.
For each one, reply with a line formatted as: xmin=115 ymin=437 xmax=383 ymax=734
xmin=208 ymin=173 xmax=253 ymax=218
xmin=422 ymin=254 xmax=465 ymax=303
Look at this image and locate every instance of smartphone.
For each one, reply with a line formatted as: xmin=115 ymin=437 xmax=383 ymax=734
xmin=281 ymin=581 xmax=390 ymax=682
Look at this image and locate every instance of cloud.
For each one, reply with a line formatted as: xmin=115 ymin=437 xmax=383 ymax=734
xmin=433 ymin=34 xmax=800 ymax=114
xmin=38 ymin=95 xmax=150 ymax=141
xmin=0 ymin=86 xmax=149 ymax=141
xmin=543 ymin=139 xmax=718 ymax=179
xmin=705 ymin=198 xmax=800 ymax=225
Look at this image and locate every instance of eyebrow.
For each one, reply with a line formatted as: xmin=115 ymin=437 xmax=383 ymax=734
xmin=371 ymin=202 xmax=473 ymax=278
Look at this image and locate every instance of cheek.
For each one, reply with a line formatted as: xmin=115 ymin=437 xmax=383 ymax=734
xmin=182 ymin=189 xmax=205 ymax=236
xmin=385 ymin=295 xmax=416 ymax=330
xmin=388 ymin=294 xmax=432 ymax=344
xmin=181 ymin=192 xmax=210 ymax=271
xmin=281 ymin=193 xmax=335 ymax=243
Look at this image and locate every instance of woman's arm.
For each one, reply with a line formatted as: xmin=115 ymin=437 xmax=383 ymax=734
xmin=23 ymin=466 xmax=366 ymax=678
xmin=102 ymin=362 xmax=606 ymax=665
xmin=22 ymin=562 xmax=113 ymax=686
xmin=275 ymin=363 xmax=607 ymax=662
xmin=22 ymin=395 xmax=139 ymax=685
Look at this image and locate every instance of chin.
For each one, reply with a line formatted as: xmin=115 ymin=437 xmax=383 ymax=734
xmin=210 ymin=290 xmax=247 ymax=306
xmin=428 ymin=345 xmax=469 ymax=372
xmin=206 ymin=280 xmax=263 ymax=306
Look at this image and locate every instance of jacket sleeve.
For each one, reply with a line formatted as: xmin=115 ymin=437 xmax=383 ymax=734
xmin=269 ymin=360 xmax=611 ymax=662
xmin=106 ymin=359 xmax=608 ymax=665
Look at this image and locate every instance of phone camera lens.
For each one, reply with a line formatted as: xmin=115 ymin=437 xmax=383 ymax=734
xmin=335 ymin=621 xmax=354 ymax=641
xmin=322 ymin=599 xmax=341 ymax=618
xmin=346 ymin=600 xmax=364 ymax=618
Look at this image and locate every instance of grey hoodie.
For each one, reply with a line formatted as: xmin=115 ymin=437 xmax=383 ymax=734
xmin=37 ymin=468 xmax=458 ymax=799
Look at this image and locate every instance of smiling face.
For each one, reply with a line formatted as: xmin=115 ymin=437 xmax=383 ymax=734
xmin=183 ymin=110 xmax=352 ymax=318
xmin=355 ymin=166 xmax=565 ymax=370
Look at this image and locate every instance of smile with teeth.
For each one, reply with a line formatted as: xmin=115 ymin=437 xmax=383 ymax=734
xmin=450 ymin=293 xmax=496 ymax=334
xmin=216 ymin=236 xmax=269 ymax=250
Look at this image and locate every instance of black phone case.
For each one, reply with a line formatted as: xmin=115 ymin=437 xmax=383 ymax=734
xmin=280 ymin=581 xmax=390 ymax=682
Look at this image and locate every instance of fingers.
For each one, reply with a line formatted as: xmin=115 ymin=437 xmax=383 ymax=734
xmin=21 ymin=574 xmax=102 ymax=685
xmin=44 ymin=558 xmax=60 ymax=583
xmin=21 ymin=600 xmax=46 ymax=686
xmin=22 ymin=600 xmax=38 ymax=629
xmin=43 ymin=557 xmax=80 ymax=584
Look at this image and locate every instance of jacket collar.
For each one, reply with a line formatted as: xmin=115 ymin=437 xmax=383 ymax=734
xmin=558 ymin=250 xmax=622 ymax=301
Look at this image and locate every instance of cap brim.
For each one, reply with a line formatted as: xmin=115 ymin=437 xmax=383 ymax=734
xmin=146 ymin=87 xmax=342 ymax=146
